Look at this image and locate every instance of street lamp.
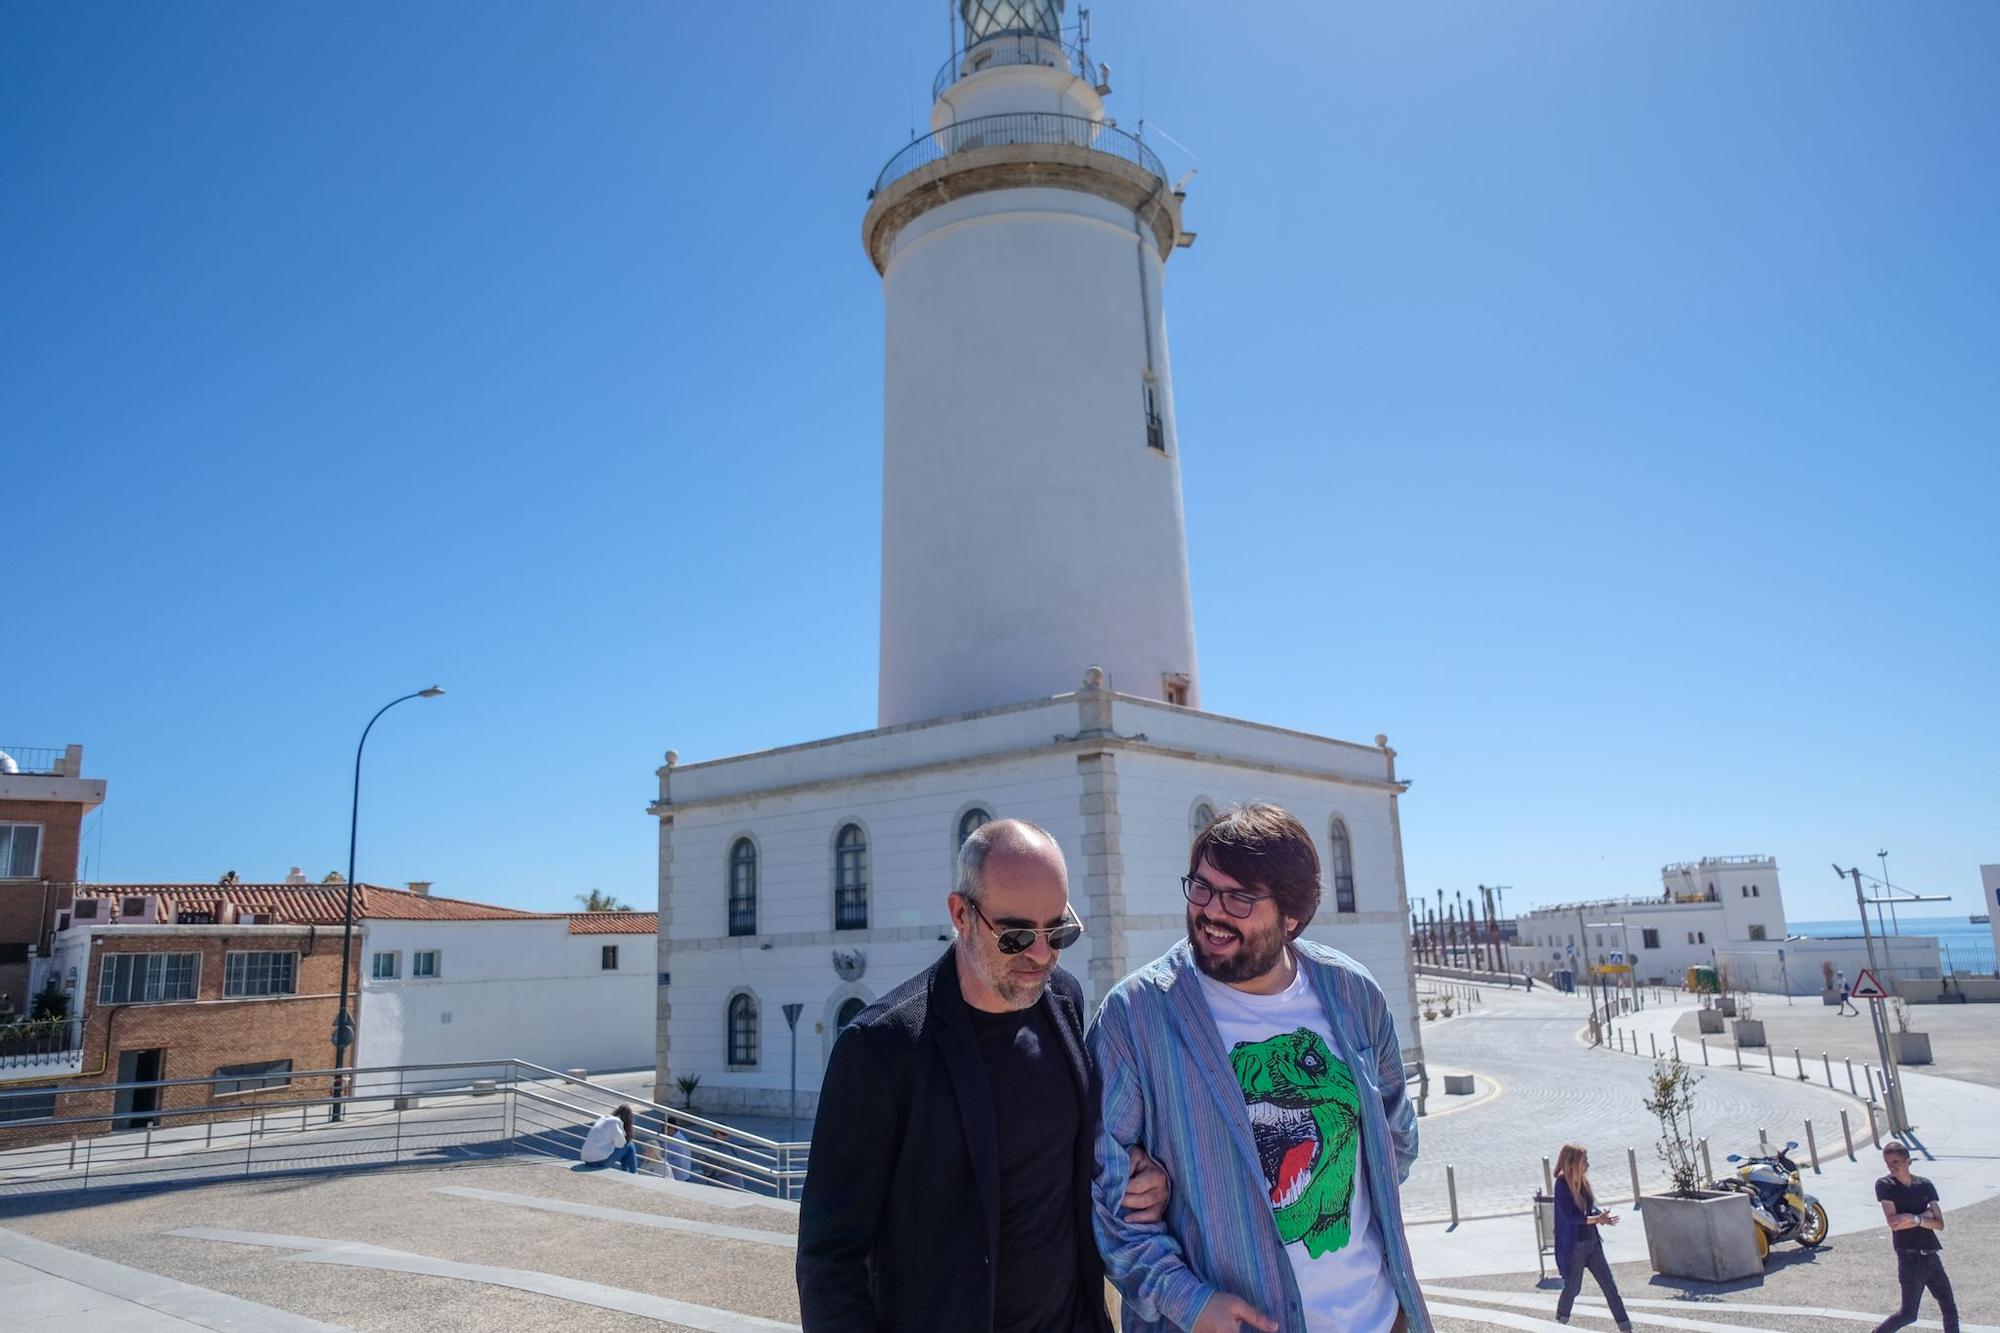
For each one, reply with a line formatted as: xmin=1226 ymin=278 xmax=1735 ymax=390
xmin=330 ymin=686 xmax=444 ymax=1122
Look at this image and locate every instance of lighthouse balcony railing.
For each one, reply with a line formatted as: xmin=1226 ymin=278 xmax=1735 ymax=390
xmin=933 ymin=31 xmax=1095 ymax=102
xmin=871 ymin=112 xmax=1165 ymax=199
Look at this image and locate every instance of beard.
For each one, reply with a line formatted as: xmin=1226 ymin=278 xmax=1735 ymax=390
xmin=1187 ymin=908 xmax=1290 ymax=984
xmin=961 ymin=939 xmax=1053 ymax=1009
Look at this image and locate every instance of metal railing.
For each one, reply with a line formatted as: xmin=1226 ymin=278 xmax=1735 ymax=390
xmin=0 ymin=1020 xmax=83 ymax=1071
xmin=0 ymin=745 xmax=66 ymax=775
xmin=872 ymin=111 xmax=1165 ymax=199
xmin=933 ymin=31 xmax=1094 ymax=102
xmin=0 ymin=1058 xmax=811 ymax=1202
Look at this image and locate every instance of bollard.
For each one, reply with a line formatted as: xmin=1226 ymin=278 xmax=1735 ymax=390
xmin=1542 ymin=1156 xmax=1553 ymax=1195
xmin=1767 ymin=1046 xmax=1777 ymax=1077
xmin=1650 ymin=1034 xmax=1659 ymax=1060
xmin=1846 ymin=1057 xmax=1857 ymax=1096
xmin=1805 ymin=1119 xmax=1821 ymax=1174
xmin=1699 ymin=1137 xmax=1713 ymax=1185
xmin=1701 ymin=1036 xmax=1710 ymax=1066
xmin=1841 ymin=1109 xmax=1856 ymax=1161
xmin=1628 ymin=1147 xmax=1642 ymax=1208
xmin=1674 ymin=1035 xmax=1683 ymax=1062
xmin=1759 ymin=1127 xmax=1769 ymax=1155
xmin=1867 ymin=1102 xmax=1881 ymax=1148
xmin=1735 ymin=1042 xmax=1743 ymax=1071
xmin=1824 ymin=1052 xmax=1834 ymax=1089
xmin=1865 ymin=1065 xmax=1878 ymax=1104
xmin=1795 ymin=1047 xmax=1805 ymax=1080
xmin=1447 ymin=1164 xmax=1459 ymax=1226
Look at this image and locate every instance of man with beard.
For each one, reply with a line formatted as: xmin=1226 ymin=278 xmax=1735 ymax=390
xmin=798 ymin=818 xmax=1169 ymax=1331
xmin=1088 ymin=803 xmax=1431 ymax=1333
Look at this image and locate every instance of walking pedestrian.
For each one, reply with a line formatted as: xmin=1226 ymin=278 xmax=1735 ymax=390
xmin=1551 ymin=1143 xmax=1632 ymax=1330
xmin=1839 ymin=971 xmax=1861 ymax=1017
xmin=1870 ymin=1141 xmax=1959 ymax=1333
xmin=1091 ymin=803 xmax=1431 ymax=1332
xmin=1523 ymin=964 xmax=1535 ymax=993
xmin=579 ymin=1104 xmax=640 ymax=1173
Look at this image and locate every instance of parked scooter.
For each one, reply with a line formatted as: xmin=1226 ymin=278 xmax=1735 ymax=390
xmin=1718 ymin=1140 xmax=1829 ymax=1258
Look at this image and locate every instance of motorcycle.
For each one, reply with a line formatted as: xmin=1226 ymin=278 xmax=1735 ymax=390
xmin=1718 ymin=1140 xmax=1829 ymax=1258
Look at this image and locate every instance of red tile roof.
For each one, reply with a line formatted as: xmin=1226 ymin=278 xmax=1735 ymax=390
xmin=78 ymin=884 xmax=554 ymax=925
xmin=566 ymin=912 xmax=658 ymax=935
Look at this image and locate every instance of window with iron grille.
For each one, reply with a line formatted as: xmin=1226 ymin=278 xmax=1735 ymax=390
xmin=0 ymin=824 xmax=41 ymax=879
xmin=1642 ymin=928 xmax=1661 ymax=950
xmin=837 ymin=997 xmax=867 ymax=1029
xmin=957 ymin=808 xmax=990 ymax=848
xmin=214 ymin=1058 xmax=292 ymax=1095
xmin=728 ymin=837 xmax=757 ymax=937
xmin=727 ymin=993 xmax=759 ymax=1067
xmin=1142 ymin=380 xmax=1165 ymax=452
xmin=1329 ymin=818 xmax=1357 ymax=914
xmin=1191 ymin=802 xmax=1215 ymax=840
xmin=98 ymin=952 xmax=199 ymax=1004
xmin=601 ymin=945 xmax=619 ymax=970
xmin=224 ymin=951 xmax=298 ymax=998
xmin=834 ymin=824 xmax=869 ymax=930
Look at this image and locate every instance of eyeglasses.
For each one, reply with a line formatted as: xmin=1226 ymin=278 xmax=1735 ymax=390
xmin=966 ymin=900 xmax=1084 ymax=955
xmin=1181 ymin=874 xmax=1273 ymax=920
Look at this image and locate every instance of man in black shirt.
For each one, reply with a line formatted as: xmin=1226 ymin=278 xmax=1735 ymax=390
xmin=798 ymin=818 xmax=1168 ymax=1331
xmin=1870 ymin=1141 xmax=1959 ymax=1333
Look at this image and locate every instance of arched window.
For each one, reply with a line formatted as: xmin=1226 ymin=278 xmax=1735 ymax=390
xmin=957 ymin=807 xmax=991 ymax=847
xmin=1191 ymin=801 xmax=1216 ymax=840
xmin=836 ymin=997 xmax=867 ymax=1029
xmin=727 ymin=993 xmax=759 ymax=1067
xmin=834 ymin=824 xmax=869 ymax=930
xmin=727 ymin=838 xmax=757 ymax=937
xmin=1329 ymin=818 xmax=1356 ymax=914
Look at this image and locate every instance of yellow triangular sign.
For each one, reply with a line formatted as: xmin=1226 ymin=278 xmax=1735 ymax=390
xmin=1850 ymin=968 xmax=1890 ymax=1000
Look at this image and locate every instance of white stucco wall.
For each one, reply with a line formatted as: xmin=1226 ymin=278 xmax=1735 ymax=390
xmin=354 ymin=918 xmax=654 ymax=1087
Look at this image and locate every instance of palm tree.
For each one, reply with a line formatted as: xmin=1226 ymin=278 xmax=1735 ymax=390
xmin=574 ymin=889 xmax=630 ymax=912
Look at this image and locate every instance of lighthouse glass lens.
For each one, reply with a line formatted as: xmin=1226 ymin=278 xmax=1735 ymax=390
xmin=962 ymin=0 xmax=1061 ymax=43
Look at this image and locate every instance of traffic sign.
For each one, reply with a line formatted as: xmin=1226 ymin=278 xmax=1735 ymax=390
xmin=1851 ymin=968 xmax=1890 ymax=1000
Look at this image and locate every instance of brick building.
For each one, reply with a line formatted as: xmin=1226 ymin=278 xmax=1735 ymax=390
xmin=0 ymin=882 xmax=554 ymax=1144
xmin=0 ymin=744 xmax=106 ymax=1016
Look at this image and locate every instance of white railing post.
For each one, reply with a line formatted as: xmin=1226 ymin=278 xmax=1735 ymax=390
xmin=1446 ymin=1164 xmax=1459 ymax=1226
xmin=1628 ymin=1147 xmax=1641 ymax=1207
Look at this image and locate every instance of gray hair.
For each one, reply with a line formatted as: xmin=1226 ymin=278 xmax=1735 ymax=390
xmin=955 ymin=818 xmax=1060 ymax=903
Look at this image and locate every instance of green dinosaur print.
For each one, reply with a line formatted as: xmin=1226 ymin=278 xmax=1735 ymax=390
xmin=1230 ymin=1027 xmax=1362 ymax=1259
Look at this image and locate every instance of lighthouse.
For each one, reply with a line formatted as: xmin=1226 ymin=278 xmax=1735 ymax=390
xmin=652 ymin=3 xmax=1422 ymax=1122
xmin=867 ymin=0 xmax=1199 ymax=727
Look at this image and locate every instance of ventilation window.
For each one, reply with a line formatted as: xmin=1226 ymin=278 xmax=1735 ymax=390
xmin=1142 ymin=378 xmax=1165 ymax=452
xmin=1162 ymin=673 xmax=1189 ymax=706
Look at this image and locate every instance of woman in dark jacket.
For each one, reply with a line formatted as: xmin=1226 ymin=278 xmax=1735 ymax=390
xmin=1553 ymin=1143 xmax=1633 ymax=1329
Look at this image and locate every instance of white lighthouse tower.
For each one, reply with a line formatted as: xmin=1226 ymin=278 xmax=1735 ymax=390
xmin=868 ymin=0 xmax=1198 ymax=727
xmin=653 ymin=3 xmax=1423 ymax=1122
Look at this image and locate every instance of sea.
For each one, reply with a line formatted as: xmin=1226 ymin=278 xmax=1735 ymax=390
xmin=1789 ymin=915 xmax=1997 ymax=976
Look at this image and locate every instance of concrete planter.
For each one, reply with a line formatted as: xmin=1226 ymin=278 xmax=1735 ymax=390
xmin=1717 ymin=998 xmax=1738 ymax=1018
xmin=1443 ymin=1074 xmax=1475 ymax=1095
xmin=1642 ymin=1189 xmax=1762 ymax=1282
xmin=1697 ymin=1009 xmax=1726 ymax=1035
xmin=1893 ymin=1032 xmax=1932 ymax=1065
xmin=1822 ymin=990 xmax=1843 ymax=1006
xmin=1732 ymin=1018 xmax=1766 ymax=1048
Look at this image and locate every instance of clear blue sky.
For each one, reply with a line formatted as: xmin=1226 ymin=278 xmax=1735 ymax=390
xmin=6 ymin=2 xmax=1994 ymax=924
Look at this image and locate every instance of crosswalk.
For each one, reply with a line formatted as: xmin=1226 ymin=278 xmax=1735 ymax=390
xmin=1427 ymin=1284 xmax=1990 ymax=1332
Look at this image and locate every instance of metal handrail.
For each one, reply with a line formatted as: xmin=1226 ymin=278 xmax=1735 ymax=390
xmin=872 ymin=111 xmax=1165 ymax=199
xmin=0 ymin=745 xmax=67 ymax=774
xmin=933 ymin=31 xmax=1093 ymax=102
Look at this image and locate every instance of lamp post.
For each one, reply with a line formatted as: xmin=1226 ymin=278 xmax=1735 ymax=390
xmin=330 ymin=686 xmax=444 ymax=1122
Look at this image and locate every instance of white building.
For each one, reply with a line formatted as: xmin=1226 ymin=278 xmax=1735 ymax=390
xmin=653 ymin=1 xmax=1422 ymax=1116
xmin=356 ymin=909 xmax=656 ymax=1086
xmin=1513 ymin=855 xmax=1789 ymax=985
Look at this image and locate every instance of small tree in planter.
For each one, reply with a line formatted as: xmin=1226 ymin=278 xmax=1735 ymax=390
xmin=1639 ymin=1057 xmax=1762 ymax=1281
xmin=1714 ymin=965 xmax=1737 ymax=1018
xmin=1889 ymin=996 xmax=1932 ymax=1065
xmin=1732 ymin=994 xmax=1766 ymax=1048
xmin=676 ymin=1073 xmax=703 ymax=1110
xmin=1820 ymin=960 xmax=1840 ymax=1005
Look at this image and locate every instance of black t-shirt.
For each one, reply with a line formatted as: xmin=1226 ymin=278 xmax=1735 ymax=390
xmin=967 ymin=1000 xmax=1087 ymax=1333
xmin=1876 ymin=1174 xmax=1942 ymax=1253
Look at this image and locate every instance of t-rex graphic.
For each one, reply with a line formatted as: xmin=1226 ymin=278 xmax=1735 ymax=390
xmin=1230 ymin=1027 xmax=1362 ymax=1259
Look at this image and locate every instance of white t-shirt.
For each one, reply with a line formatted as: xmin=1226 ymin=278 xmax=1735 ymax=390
xmin=1197 ymin=964 xmax=1400 ymax=1332
xmin=580 ymin=1114 xmax=626 ymax=1164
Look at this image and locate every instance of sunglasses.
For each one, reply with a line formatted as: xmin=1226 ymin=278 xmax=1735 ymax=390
xmin=966 ymin=900 xmax=1084 ymax=955
xmin=1181 ymin=874 xmax=1273 ymax=920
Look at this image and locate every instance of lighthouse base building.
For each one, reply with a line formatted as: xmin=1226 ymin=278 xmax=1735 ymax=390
xmin=652 ymin=1 xmax=1424 ymax=1120
xmin=651 ymin=677 xmax=1419 ymax=1118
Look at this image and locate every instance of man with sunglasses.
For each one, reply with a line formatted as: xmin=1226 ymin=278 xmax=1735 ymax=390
xmin=1090 ymin=803 xmax=1431 ymax=1333
xmin=1870 ymin=1140 xmax=1959 ymax=1333
xmin=798 ymin=818 xmax=1169 ymax=1331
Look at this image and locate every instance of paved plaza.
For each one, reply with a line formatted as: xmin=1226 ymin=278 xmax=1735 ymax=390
xmin=0 ymin=981 xmax=1993 ymax=1330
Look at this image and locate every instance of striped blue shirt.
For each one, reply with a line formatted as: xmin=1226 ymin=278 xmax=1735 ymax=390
xmin=1089 ymin=939 xmax=1433 ymax=1332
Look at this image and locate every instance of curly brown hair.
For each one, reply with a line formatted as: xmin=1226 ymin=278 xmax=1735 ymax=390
xmin=1188 ymin=802 xmax=1323 ymax=939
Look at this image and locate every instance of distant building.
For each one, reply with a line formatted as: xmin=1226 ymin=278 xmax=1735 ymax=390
xmin=1512 ymin=855 xmax=1789 ymax=985
xmin=0 ymin=744 xmax=106 ymax=1016
xmin=1 ymin=883 xmax=650 ymax=1142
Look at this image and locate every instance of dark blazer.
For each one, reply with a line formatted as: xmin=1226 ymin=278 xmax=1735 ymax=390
xmin=796 ymin=947 xmax=1114 ymax=1332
